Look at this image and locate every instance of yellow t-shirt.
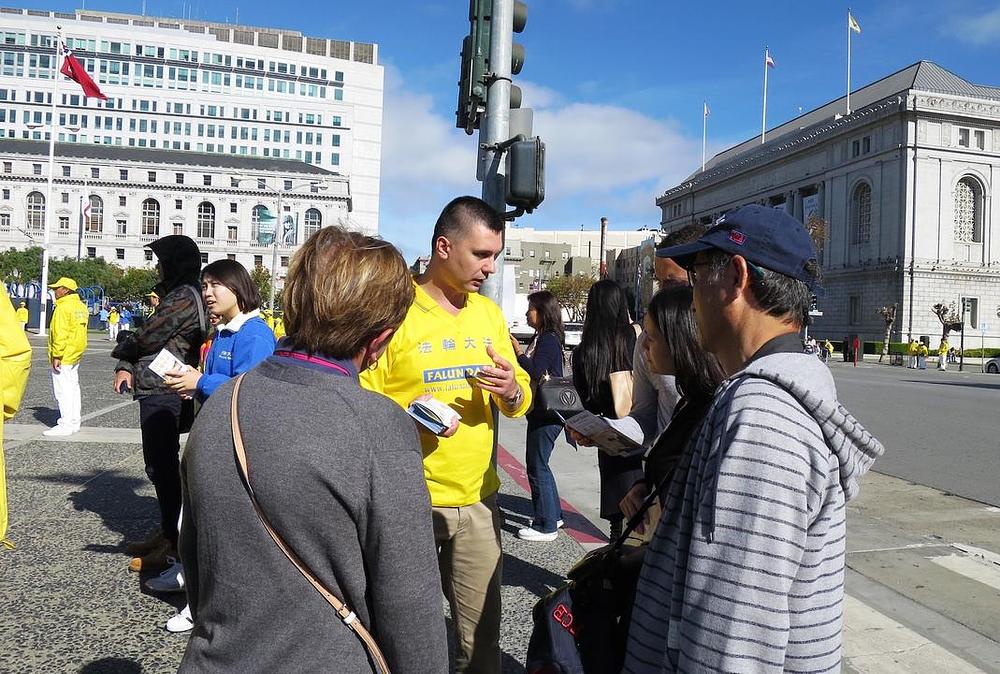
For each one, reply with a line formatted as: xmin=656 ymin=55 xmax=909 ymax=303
xmin=361 ymin=281 xmax=532 ymax=507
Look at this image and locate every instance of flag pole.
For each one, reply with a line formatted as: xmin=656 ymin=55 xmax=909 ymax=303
xmin=761 ymin=47 xmax=768 ymax=145
xmin=847 ymin=9 xmax=852 ymax=115
xmin=702 ymin=102 xmax=708 ymax=172
xmin=38 ymin=26 xmax=63 ymax=337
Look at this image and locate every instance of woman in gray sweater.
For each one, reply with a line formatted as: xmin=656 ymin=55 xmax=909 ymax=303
xmin=178 ymin=227 xmax=448 ymax=673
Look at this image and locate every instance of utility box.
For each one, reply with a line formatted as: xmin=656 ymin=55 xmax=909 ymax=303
xmin=505 ymin=136 xmax=545 ymax=212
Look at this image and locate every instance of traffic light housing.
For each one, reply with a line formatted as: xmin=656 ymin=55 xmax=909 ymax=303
xmin=505 ymin=136 xmax=545 ymax=212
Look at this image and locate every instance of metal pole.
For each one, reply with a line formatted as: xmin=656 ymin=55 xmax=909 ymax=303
xmin=761 ymin=47 xmax=768 ymax=145
xmin=269 ymin=188 xmax=281 ymax=310
xmin=598 ymin=216 xmax=607 ymax=278
xmin=959 ymin=304 xmax=966 ymax=372
xmin=477 ymin=0 xmax=514 ymax=305
xmin=77 ymin=171 xmax=86 ymax=260
xmin=847 ymin=9 xmax=852 ymax=115
xmin=39 ymin=27 xmax=63 ymax=337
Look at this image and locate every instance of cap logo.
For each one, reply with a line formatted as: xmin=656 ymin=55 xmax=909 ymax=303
xmin=728 ymin=230 xmax=746 ymax=245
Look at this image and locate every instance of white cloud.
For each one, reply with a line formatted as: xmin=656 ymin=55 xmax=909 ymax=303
xmin=948 ymin=6 xmax=1000 ymax=45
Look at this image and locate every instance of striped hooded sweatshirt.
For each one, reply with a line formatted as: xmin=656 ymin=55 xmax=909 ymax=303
xmin=624 ymin=350 xmax=884 ymax=673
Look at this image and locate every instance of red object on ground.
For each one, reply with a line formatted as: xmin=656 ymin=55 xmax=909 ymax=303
xmin=60 ymin=44 xmax=108 ymax=100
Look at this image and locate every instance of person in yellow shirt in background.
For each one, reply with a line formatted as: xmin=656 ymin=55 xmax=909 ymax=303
xmin=907 ymin=338 xmax=919 ymax=369
xmin=45 ymin=277 xmax=89 ymax=437
xmin=937 ymin=338 xmax=950 ymax=371
xmin=362 ymin=196 xmax=531 ymax=674
xmin=107 ymin=306 xmax=120 ymax=341
xmin=917 ymin=340 xmax=929 ymax=369
xmin=1 ymin=286 xmax=31 ymax=549
xmin=272 ymin=313 xmax=285 ymax=339
xmin=15 ymin=301 xmax=28 ymax=331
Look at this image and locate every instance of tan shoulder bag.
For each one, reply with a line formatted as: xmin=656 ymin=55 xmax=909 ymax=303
xmin=229 ymin=374 xmax=391 ymax=673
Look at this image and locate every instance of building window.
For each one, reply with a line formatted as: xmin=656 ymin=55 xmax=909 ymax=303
xmin=173 ymin=221 xmax=184 ymax=235
xmin=280 ymin=256 xmax=289 ymax=267
xmin=231 ymin=177 xmax=240 ymax=188
xmin=58 ymin=215 xmax=69 ymax=231
xmin=87 ymin=246 xmax=96 ymax=258
xmin=850 ymin=182 xmax=871 ymax=244
xmin=862 ymin=136 xmax=871 ymax=154
xmin=62 ymin=165 xmax=71 ymax=177
xmin=283 ymin=179 xmax=293 ymax=190
xmin=61 ymin=192 xmax=69 ymax=204
xmin=175 ymin=199 xmax=183 ymax=210
xmin=0 ymin=213 xmax=9 ymax=231
xmin=33 ymin=163 xmax=42 ymax=175
xmin=86 ymin=195 xmax=104 ymax=232
xmin=975 ymin=130 xmax=986 ymax=151
xmin=119 ymin=195 xmax=127 ymax=207
xmin=253 ymin=254 xmax=263 ymax=267
xmin=175 ymin=172 xmax=184 ymax=184
xmin=119 ymin=169 xmax=128 ymax=181
xmin=3 ymin=162 xmax=11 ymax=173
xmin=117 ymin=219 xmax=127 ymax=235
xmin=230 ymin=202 xmax=238 ymax=214
xmin=2 ymin=189 xmax=8 ymax=200
xmin=529 ymin=249 xmax=535 ymax=257
xmin=116 ymin=248 xmax=125 ymax=260
xmin=197 ymin=202 xmax=215 ymax=239
xmin=954 ymin=177 xmax=983 ymax=243
xmin=203 ymin=174 xmax=212 ymax=186
xmin=91 ymin=167 xmax=99 ymax=179
xmin=26 ymin=191 xmax=45 ymax=231
xmin=228 ymin=225 xmax=238 ymax=241
xmin=251 ymin=204 xmax=268 ymax=242
xmin=141 ymin=198 xmax=160 ymax=236
xmin=304 ymin=208 xmax=321 ymax=237
xmin=148 ymin=171 xmax=156 ymax=182
xmin=227 ymin=253 xmax=236 ymax=261
xmin=200 ymin=252 xmax=209 ymax=264
xmin=959 ymin=128 xmax=970 ymax=148
xmin=849 ymin=295 xmax=861 ymax=325
xmin=145 ymin=249 xmax=153 ymax=261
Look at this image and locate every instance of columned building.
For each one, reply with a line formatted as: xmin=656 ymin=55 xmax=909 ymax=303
xmin=0 ymin=140 xmax=350 ymax=276
xmin=659 ymin=61 xmax=1000 ymax=346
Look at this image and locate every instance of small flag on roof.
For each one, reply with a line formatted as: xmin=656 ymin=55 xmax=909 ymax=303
xmin=765 ymin=50 xmax=776 ymax=68
xmin=848 ymin=12 xmax=862 ymax=34
xmin=60 ymin=42 xmax=107 ymax=100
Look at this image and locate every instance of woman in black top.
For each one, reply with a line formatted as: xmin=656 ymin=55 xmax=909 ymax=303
xmin=620 ymin=285 xmax=725 ymax=532
xmin=572 ymin=280 xmax=639 ymax=540
xmin=512 ymin=291 xmax=566 ymax=541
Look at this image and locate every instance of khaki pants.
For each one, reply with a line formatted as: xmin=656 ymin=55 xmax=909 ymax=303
xmin=432 ymin=493 xmax=502 ymax=674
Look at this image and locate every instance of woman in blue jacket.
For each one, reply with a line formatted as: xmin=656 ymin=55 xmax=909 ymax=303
xmin=510 ymin=290 xmax=566 ymax=542
xmin=154 ymin=259 xmax=276 ymax=632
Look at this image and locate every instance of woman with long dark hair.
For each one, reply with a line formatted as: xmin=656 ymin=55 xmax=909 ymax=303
xmin=511 ymin=290 xmax=565 ymax=542
xmin=620 ymin=285 xmax=725 ymax=531
xmin=572 ymin=279 xmax=639 ymax=539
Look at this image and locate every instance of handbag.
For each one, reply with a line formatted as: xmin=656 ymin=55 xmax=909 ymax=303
xmin=609 ymin=370 xmax=633 ymax=419
xmin=526 ymin=470 xmax=669 ymax=674
xmin=532 ymin=374 xmax=584 ymax=425
xmin=230 ymin=374 xmax=391 ymax=674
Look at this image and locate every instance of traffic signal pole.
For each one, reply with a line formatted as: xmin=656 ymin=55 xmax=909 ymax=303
xmin=478 ymin=0 xmax=514 ymax=305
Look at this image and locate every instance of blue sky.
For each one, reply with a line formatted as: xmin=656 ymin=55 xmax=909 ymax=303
xmin=21 ymin=0 xmax=1000 ymax=261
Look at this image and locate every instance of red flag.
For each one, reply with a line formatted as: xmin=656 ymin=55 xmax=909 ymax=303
xmin=60 ymin=43 xmax=107 ymax=100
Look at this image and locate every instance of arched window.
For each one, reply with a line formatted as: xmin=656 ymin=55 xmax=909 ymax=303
xmin=954 ymin=177 xmax=983 ymax=243
xmin=251 ymin=204 xmax=268 ymax=242
xmin=197 ymin=201 xmax=215 ymax=239
xmin=304 ymin=208 xmax=322 ymax=237
xmin=141 ymin=198 xmax=159 ymax=236
xmin=850 ymin=183 xmax=871 ymax=244
xmin=87 ymin=194 xmax=103 ymax=233
xmin=26 ymin=191 xmax=45 ymax=231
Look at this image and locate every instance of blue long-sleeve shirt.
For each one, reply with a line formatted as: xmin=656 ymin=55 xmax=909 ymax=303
xmin=196 ymin=312 xmax=276 ymax=400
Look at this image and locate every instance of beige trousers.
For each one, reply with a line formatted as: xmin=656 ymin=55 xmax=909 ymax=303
xmin=432 ymin=493 xmax=502 ymax=674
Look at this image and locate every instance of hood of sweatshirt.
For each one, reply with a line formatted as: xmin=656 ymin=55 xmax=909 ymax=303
xmin=737 ymin=351 xmax=884 ymax=502
xmin=147 ymin=235 xmax=201 ymax=296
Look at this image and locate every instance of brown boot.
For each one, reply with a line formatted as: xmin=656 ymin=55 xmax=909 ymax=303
xmin=129 ymin=541 xmax=176 ymax=573
xmin=126 ymin=529 xmax=165 ymax=556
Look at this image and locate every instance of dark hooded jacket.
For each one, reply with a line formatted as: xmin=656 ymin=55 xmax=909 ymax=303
xmin=113 ymin=235 xmax=207 ymax=396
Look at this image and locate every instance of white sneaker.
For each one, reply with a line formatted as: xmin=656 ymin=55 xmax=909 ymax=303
xmin=43 ymin=425 xmax=79 ymax=437
xmin=557 ymin=519 xmax=565 ymax=529
xmin=166 ymin=604 xmax=193 ymax=633
xmin=518 ymin=527 xmax=558 ymax=542
xmin=144 ymin=559 xmax=185 ymax=593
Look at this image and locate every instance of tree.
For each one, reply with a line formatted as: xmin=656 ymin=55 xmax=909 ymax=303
xmin=875 ymin=303 xmax=897 ymax=362
xmin=115 ymin=267 xmax=159 ymax=300
xmin=249 ymin=264 xmax=272 ymax=308
xmin=0 ymin=246 xmax=43 ymax=286
xmin=546 ymin=273 xmax=594 ymax=322
xmin=931 ymin=302 xmax=962 ymax=343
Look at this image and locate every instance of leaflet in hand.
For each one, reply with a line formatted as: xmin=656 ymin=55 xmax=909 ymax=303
xmin=562 ymin=410 xmax=643 ymax=456
xmin=407 ymin=398 xmax=461 ymax=436
xmin=148 ymin=348 xmax=189 ymax=380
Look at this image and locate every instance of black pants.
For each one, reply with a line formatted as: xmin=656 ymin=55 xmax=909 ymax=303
xmin=139 ymin=394 xmax=183 ymax=547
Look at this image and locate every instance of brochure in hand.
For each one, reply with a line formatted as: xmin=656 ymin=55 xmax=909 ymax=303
xmin=561 ymin=410 xmax=644 ymax=456
xmin=147 ymin=348 xmax=189 ymax=380
xmin=407 ymin=398 xmax=461 ymax=436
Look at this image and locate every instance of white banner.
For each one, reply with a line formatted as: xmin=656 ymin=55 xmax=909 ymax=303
xmin=802 ymin=194 xmax=821 ymax=223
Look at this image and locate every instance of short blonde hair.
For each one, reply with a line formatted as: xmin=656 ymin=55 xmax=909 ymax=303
xmin=283 ymin=227 xmax=414 ymax=359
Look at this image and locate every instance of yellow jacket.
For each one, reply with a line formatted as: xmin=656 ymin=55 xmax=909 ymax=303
xmin=362 ymin=281 xmax=531 ymax=507
xmin=48 ymin=293 xmax=89 ymax=365
xmin=908 ymin=341 xmax=919 ymax=356
xmin=1 ymin=286 xmax=32 ymax=547
xmin=938 ymin=341 xmax=949 ymax=356
xmin=918 ymin=343 xmax=929 ymax=356
xmin=108 ymin=309 xmax=119 ymax=325
xmin=273 ymin=318 xmax=285 ymax=339
xmin=14 ymin=307 xmax=27 ymax=323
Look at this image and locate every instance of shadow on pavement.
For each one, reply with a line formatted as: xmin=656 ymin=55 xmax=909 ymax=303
xmin=503 ymin=553 xmax=566 ymax=599
xmin=502 ymin=651 xmax=527 ymax=673
xmin=79 ymin=657 xmax=142 ymax=673
xmin=903 ymin=379 xmax=1000 ymax=391
xmin=29 ymin=404 xmax=59 ymax=426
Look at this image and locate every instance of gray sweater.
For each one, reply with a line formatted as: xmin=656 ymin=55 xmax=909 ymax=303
xmin=624 ymin=352 xmax=884 ymax=673
xmin=178 ymin=357 xmax=448 ymax=673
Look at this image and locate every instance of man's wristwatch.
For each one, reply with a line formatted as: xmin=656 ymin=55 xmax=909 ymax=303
xmin=503 ymin=387 xmax=524 ymax=410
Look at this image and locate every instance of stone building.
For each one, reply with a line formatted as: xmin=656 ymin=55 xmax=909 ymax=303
xmin=658 ymin=61 xmax=1000 ymax=346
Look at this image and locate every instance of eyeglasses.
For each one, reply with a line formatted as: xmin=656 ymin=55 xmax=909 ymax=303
xmin=686 ymin=261 xmax=712 ymax=287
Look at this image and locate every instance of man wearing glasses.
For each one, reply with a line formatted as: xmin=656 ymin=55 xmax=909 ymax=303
xmin=624 ymin=205 xmax=884 ymax=673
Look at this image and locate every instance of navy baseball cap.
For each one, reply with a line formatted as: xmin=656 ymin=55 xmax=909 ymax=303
xmin=657 ymin=204 xmax=823 ymax=293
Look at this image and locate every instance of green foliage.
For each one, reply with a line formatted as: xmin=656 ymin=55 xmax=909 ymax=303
xmin=960 ymin=348 xmax=1000 ymax=358
xmin=0 ymin=247 xmax=158 ymax=301
xmin=249 ymin=264 xmax=272 ymax=308
xmin=545 ymin=273 xmax=595 ymax=322
xmin=0 ymin=246 xmax=43 ymax=285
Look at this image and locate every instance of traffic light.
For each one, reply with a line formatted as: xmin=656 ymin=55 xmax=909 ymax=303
xmin=505 ymin=136 xmax=545 ymax=212
xmin=456 ymin=0 xmax=529 ymax=134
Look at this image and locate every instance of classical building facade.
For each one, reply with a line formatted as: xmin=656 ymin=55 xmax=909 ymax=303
xmin=0 ymin=140 xmax=350 ymax=274
xmin=658 ymin=61 xmax=1000 ymax=346
xmin=0 ymin=7 xmax=383 ymax=230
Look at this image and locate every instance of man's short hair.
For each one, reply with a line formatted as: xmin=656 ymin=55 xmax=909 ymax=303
xmin=431 ymin=196 xmax=503 ymax=248
xmin=704 ymin=249 xmax=819 ymax=328
xmin=657 ymin=224 xmax=705 ymax=250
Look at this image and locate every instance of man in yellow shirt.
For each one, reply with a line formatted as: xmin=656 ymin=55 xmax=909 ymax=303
xmin=1 ymin=286 xmax=31 ymax=548
xmin=45 ymin=277 xmax=89 ymax=437
xmin=362 ymin=196 xmax=531 ymax=674
xmin=15 ymin=302 xmax=28 ymax=331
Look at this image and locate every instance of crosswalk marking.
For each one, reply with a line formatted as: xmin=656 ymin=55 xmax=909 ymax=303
xmin=931 ymin=552 xmax=1000 ymax=593
xmin=843 ymin=595 xmax=986 ymax=673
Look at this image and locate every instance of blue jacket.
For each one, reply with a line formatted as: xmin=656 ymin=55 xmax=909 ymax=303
xmin=196 ymin=312 xmax=276 ymax=400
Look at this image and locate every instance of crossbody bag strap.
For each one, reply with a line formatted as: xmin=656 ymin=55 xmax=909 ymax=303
xmin=229 ymin=374 xmax=391 ymax=674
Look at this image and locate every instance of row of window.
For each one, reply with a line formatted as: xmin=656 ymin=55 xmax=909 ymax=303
xmin=13 ymin=192 xmax=325 ymax=241
xmin=3 ymin=162 xmax=334 ymax=189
